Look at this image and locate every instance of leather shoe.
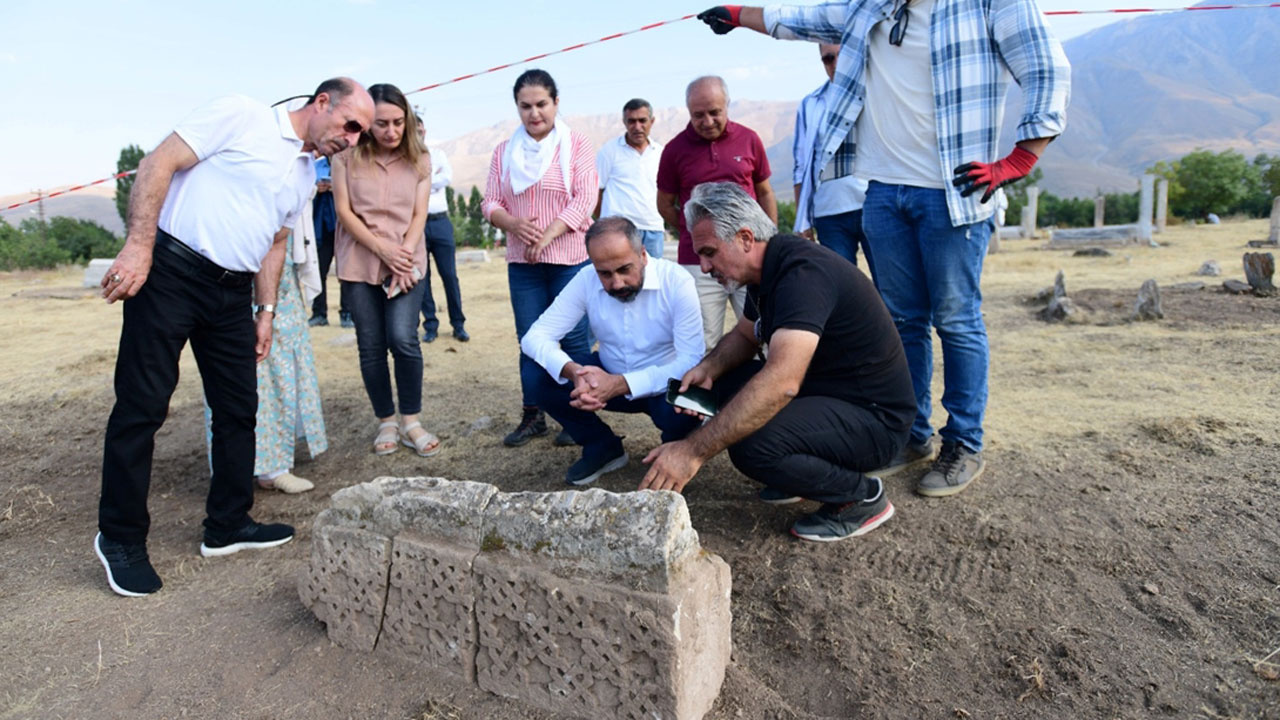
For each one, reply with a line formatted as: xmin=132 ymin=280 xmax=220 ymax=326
xmin=452 ymin=327 xmax=470 ymax=342
xmin=422 ymin=329 xmax=438 ymax=343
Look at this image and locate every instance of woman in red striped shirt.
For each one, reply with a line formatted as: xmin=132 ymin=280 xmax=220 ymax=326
xmin=483 ymin=69 xmax=597 ymax=448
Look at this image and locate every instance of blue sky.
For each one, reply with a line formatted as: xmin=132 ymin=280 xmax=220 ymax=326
xmin=1 ymin=0 xmax=1130 ymax=197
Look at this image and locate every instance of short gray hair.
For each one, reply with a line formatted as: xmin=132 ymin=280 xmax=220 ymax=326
xmin=683 ymin=182 xmax=776 ymax=245
xmin=685 ymin=75 xmax=729 ymax=105
xmin=585 ymin=216 xmax=644 ymax=255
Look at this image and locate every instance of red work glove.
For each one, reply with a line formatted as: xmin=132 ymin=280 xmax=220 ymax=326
xmin=697 ymin=6 xmax=743 ymax=34
xmin=952 ymin=146 xmax=1039 ymax=203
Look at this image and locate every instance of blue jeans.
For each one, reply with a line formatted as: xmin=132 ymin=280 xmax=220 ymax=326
xmin=861 ymin=182 xmax=990 ymax=452
xmin=344 ymin=279 xmax=427 ymax=417
xmin=639 ymin=229 xmax=665 ymax=259
xmin=508 ymin=261 xmax=591 ymax=407
xmin=813 ymin=209 xmax=874 ymax=277
xmin=534 ymin=352 xmax=698 ymax=458
xmin=419 ymin=215 xmax=466 ymax=333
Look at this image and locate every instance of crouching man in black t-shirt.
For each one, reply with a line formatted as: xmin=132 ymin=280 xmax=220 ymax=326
xmin=640 ymin=182 xmax=916 ymax=541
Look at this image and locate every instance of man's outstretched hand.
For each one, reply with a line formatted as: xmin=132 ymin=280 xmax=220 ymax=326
xmin=697 ymin=6 xmax=742 ymax=34
xmin=952 ymin=146 xmax=1039 ymax=203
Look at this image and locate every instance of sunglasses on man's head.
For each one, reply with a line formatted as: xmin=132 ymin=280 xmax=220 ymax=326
xmin=889 ymin=0 xmax=910 ymax=46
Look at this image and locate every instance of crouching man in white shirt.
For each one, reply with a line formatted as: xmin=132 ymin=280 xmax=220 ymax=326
xmin=521 ymin=216 xmax=705 ymax=486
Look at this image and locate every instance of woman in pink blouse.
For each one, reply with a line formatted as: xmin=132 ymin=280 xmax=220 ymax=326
xmin=333 ymin=83 xmax=440 ymax=458
xmin=483 ymin=69 xmax=597 ymax=448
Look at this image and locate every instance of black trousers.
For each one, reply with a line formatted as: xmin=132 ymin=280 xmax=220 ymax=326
xmin=311 ymin=230 xmax=349 ymax=319
xmin=99 ymin=245 xmax=258 ymax=545
xmin=715 ymin=361 xmax=907 ymax=504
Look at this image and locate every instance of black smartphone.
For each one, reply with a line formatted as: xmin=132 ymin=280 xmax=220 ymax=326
xmin=665 ymin=378 xmax=718 ymax=417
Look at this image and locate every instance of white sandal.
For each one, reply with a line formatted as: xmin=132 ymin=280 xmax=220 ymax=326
xmin=258 ymin=472 xmax=315 ymax=494
xmin=400 ymin=421 xmax=442 ymax=457
xmin=374 ymin=421 xmax=400 ymax=455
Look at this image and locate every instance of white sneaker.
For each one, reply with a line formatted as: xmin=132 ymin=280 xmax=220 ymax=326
xmin=258 ymin=472 xmax=314 ymax=494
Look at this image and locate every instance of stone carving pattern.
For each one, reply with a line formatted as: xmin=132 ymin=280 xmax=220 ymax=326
xmin=298 ymin=526 xmax=391 ymax=653
xmin=380 ymin=536 xmax=477 ymax=679
xmin=474 ymin=561 xmax=673 ymax=719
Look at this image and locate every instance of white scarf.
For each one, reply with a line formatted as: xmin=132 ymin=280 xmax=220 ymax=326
xmin=502 ymin=119 xmax=574 ymax=197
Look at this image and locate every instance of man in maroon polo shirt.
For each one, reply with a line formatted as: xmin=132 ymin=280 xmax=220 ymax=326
xmin=657 ymin=75 xmax=777 ymax=351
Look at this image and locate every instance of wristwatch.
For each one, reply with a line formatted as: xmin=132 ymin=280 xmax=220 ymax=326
xmin=254 ymin=304 xmax=276 ymax=316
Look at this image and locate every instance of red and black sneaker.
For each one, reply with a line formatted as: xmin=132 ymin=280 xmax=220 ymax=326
xmin=790 ymin=477 xmax=894 ymax=542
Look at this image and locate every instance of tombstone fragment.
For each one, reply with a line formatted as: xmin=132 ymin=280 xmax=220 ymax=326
xmin=1053 ymin=270 xmax=1067 ymax=299
xmin=1269 ymin=197 xmax=1280 ymax=244
xmin=1169 ymin=281 xmax=1206 ymax=292
xmin=1223 ymin=279 xmax=1252 ymax=294
xmin=1195 ymin=261 xmax=1221 ymax=277
xmin=1132 ymin=279 xmax=1163 ymax=321
xmin=1040 ymin=295 xmax=1077 ymax=322
xmin=1243 ymin=252 xmax=1277 ymax=296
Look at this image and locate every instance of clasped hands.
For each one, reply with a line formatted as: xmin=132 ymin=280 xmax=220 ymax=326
xmin=567 ymin=364 xmax=627 ymax=411
xmin=508 ymin=215 xmax=555 ymax=263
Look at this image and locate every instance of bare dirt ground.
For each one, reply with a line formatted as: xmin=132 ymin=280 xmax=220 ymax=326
xmin=1 ymin=221 xmax=1278 ymax=720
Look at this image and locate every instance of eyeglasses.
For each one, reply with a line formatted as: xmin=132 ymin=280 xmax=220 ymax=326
xmin=342 ymin=119 xmax=366 ymax=134
xmin=889 ymin=0 xmax=910 ymax=46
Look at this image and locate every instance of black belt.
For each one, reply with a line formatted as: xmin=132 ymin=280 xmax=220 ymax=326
xmin=155 ymin=229 xmax=255 ymax=288
xmin=427 ymin=211 xmax=448 ymax=220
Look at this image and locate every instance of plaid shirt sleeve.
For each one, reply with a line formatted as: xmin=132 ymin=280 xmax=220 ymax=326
xmin=992 ymin=0 xmax=1071 ymax=142
xmin=763 ymin=3 xmax=850 ymax=43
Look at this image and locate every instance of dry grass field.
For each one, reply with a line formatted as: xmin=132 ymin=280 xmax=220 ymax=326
xmin=1 ymin=220 xmax=1277 ymax=719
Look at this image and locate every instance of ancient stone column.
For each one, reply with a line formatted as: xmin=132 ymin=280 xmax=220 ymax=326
xmin=1269 ymin=196 xmax=1280 ymax=244
xmin=1155 ymin=179 xmax=1169 ymax=233
xmin=1023 ymin=186 xmax=1041 ymax=238
xmin=1138 ymin=175 xmax=1155 ymax=243
xmin=1094 ymin=195 xmax=1105 ymax=227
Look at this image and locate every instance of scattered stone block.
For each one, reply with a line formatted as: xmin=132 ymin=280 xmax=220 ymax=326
xmin=456 ymin=249 xmax=490 ymax=264
xmin=1047 ymin=225 xmax=1142 ymax=248
xmin=1246 ymin=240 xmax=1278 ymax=248
xmin=1132 ymin=279 xmax=1163 ymax=321
xmin=1195 ymin=261 xmax=1221 ymax=277
xmin=1169 ymin=281 xmax=1206 ymax=292
xmin=1073 ymin=247 xmax=1112 ymax=257
xmin=1223 ymin=279 xmax=1252 ymax=294
xmin=298 ymin=478 xmax=731 ymax=720
xmin=1040 ymin=295 xmax=1078 ymax=322
xmin=1243 ymin=253 xmax=1276 ymax=296
xmin=83 ymin=258 xmax=114 ymax=288
xmin=1053 ymin=270 xmax=1067 ymax=299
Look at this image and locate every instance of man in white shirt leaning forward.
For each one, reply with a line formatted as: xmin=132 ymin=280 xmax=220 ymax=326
xmin=521 ymin=216 xmax=704 ymax=486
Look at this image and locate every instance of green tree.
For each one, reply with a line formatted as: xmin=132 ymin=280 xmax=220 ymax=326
xmin=1174 ymin=149 xmax=1254 ymax=219
xmin=0 ymin=218 xmax=71 ymax=270
xmin=776 ymin=200 xmax=796 ymax=234
xmin=115 ymin=144 xmax=145 ymax=228
xmin=46 ymin=216 xmax=122 ymax=262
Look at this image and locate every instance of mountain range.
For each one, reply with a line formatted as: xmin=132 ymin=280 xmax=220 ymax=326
xmin=5 ymin=3 xmax=1277 ymax=233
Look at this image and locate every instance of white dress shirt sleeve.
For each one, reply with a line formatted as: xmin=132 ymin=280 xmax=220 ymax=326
xmin=619 ymin=266 xmax=705 ymax=399
xmin=520 ymin=265 xmax=594 ymax=384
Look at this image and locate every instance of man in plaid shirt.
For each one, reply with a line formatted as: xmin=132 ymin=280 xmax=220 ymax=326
xmin=697 ymin=1 xmax=1070 ymax=497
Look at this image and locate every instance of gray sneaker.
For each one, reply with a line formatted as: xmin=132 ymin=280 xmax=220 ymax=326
xmin=875 ymin=434 xmax=939 ymax=476
xmin=916 ymin=441 xmax=984 ymax=497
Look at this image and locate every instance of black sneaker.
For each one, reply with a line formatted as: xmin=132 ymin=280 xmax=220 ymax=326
xmin=200 ymin=521 xmax=294 ymax=558
xmin=874 ymin=434 xmax=939 ymax=476
xmin=422 ymin=329 xmax=438 ymax=343
xmin=758 ymin=487 xmax=802 ymax=505
xmin=94 ymin=532 xmax=162 ymax=597
xmin=790 ymin=478 xmax=894 ymax=542
xmin=503 ymin=407 xmax=548 ymax=447
xmin=307 ymin=315 xmax=329 ymax=327
xmin=452 ymin=327 xmax=470 ymax=342
xmin=553 ymin=429 xmax=579 ymax=447
xmin=916 ymin=442 xmax=984 ymax=498
xmin=565 ymin=447 xmax=629 ymax=486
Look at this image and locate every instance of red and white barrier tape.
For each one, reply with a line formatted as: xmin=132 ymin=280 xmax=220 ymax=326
xmin=5 ymin=3 xmax=1278 ymax=214
xmin=406 ymin=14 xmax=697 ymax=95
